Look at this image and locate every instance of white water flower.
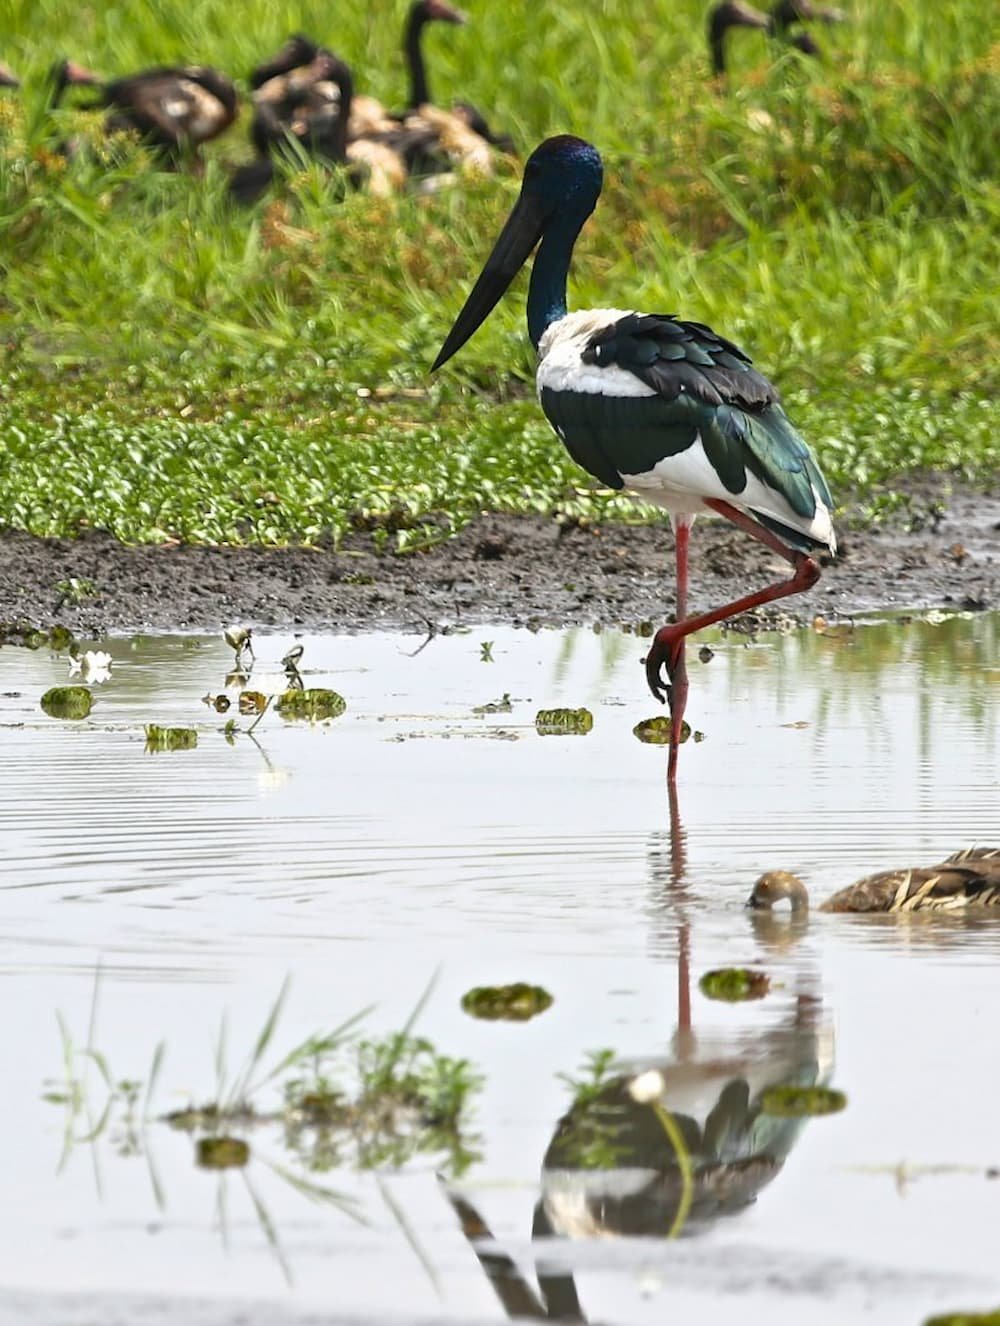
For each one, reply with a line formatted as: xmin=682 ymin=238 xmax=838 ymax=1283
xmin=627 ymin=1069 xmax=665 ymax=1105
xmin=68 ymin=650 xmax=113 ymax=683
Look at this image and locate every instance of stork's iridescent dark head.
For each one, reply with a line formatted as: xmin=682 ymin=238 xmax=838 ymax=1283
xmin=432 ymin=135 xmax=603 ymax=369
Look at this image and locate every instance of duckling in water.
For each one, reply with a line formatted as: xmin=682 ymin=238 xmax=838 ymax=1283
xmin=748 ymin=847 xmax=1000 ymax=914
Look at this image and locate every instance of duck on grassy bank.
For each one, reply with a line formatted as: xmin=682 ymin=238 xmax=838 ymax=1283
xmin=748 ymin=848 xmax=1000 ymax=914
xmin=234 ymin=42 xmax=432 ymax=202
xmin=432 ymin=135 xmax=835 ymax=783
xmin=56 ymin=59 xmax=238 ymax=166
xmin=708 ymin=0 xmax=845 ymax=76
xmin=347 ymin=0 xmax=511 ymax=177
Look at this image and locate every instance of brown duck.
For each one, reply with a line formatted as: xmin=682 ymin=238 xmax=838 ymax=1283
xmin=69 ymin=61 xmax=238 ymax=164
xmin=748 ymin=848 xmax=1000 ymax=914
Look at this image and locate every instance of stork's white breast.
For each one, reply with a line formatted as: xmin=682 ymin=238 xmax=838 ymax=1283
xmin=536 ymin=309 xmax=656 ymax=399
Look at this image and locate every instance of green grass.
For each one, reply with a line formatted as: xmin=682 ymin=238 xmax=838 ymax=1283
xmin=1 ymin=0 xmax=998 ymax=548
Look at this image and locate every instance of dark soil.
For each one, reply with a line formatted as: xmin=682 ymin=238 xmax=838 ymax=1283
xmin=0 ymin=475 xmax=996 ymax=638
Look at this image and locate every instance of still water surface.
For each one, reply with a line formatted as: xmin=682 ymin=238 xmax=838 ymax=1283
xmin=1 ymin=614 xmax=998 ymax=1324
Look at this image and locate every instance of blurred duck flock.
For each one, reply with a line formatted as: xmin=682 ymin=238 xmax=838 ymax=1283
xmin=1 ymin=3 xmax=999 ymax=1325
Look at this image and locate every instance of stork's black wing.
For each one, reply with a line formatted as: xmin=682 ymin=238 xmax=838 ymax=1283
xmin=539 ymin=313 xmax=832 ymax=534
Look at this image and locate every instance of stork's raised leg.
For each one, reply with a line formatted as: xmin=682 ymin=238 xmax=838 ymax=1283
xmin=646 ymin=500 xmax=822 ymax=714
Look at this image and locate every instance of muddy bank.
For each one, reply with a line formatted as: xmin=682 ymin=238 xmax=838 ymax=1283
xmin=0 ymin=477 xmax=996 ymax=636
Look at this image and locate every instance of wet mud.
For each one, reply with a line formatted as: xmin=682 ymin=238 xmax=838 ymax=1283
xmin=0 ymin=475 xmax=995 ymax=635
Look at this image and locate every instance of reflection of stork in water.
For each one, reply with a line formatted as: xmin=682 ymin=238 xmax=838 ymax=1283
xmin=444 ymin=783 xmax=834 ymax=1321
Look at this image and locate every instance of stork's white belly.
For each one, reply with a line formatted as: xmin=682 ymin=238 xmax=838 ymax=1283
xmin=622 ymin=446 xmax=836 ymax=551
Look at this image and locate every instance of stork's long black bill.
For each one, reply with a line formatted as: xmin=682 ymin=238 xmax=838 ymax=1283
xmin=431 ymin=191 xmax=549 ymax=371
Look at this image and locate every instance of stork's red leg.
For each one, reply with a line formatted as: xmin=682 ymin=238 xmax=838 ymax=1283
xmin=646 ymin=500 xmax=822 ymax=705
xmin=666 ymin=517 xmax=691 ymax=783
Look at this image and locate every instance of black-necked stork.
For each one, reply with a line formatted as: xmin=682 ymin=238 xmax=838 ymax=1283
xmin=432 ymin=136 xmax=836 ymax=781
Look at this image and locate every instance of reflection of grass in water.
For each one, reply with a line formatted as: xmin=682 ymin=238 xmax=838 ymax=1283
xmin=554 ymin=1050 xmax=640 ymax=1172
xmin=43 ymin=964 xmax=167 ymax=1206
xmin=46 ymin=973 xmax=483 ymax=1196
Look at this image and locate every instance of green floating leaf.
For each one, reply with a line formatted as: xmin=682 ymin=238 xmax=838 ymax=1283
xmin=461 ymin=983 xmax=554 ymax=1022
xmin=48 ymin=626 xmax=77 ymax=653
xmin=276 ymin=688 xmax=347 ymax=721
xmin=759 ymin=1085 xmax=848 ymax=1118
xmin=633 ymin=716 xmax=691 ymax=745
xmin=924 ymin=1312 xmax=1000 ymax=1326
xmin=145 ymin=724 xmax=198 ymax=751
xmin=535 ymin=707 xmax=593 ymax=736
xmin=196 ymin=1136 xmax=250 ymax=1169
xmin=40 ymin=686 xmax=92 ymax=719
xmin=699 ymin=967 xmax=771 ymax=1002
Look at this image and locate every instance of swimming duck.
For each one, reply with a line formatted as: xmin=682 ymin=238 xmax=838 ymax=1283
xmin=747 ymin=848 xmax=1000 ymax=914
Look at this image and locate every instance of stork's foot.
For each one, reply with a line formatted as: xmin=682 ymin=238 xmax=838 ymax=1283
xmin=644 ymin=625 xmax=685 ymax=704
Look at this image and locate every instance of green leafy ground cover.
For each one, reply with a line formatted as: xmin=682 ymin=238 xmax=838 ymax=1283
xmin=1 ymin=0 xmax=997 ymax=548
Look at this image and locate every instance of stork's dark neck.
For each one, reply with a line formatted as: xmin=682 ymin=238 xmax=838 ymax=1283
xmin=405 ymin=4 xmax=431 ymax=108
xmin=527 ymin=211 xmax=586 ymax=349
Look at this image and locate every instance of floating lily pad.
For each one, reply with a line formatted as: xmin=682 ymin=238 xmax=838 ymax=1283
xmin=699 ymin=967 xmax=771 ymax=1002
xmin=925 ymin=1312 xmax=1000 ymax=1326
xmin=238 ymin=689 xmax=268 ymax=716
xmin=40 ymin=685 xmax=92 ymax=719
xmin=48 ymin=626 xmax=77 ymax=653
xmin=196 ymin=1136 xmax=250 ymax=1169
xmin=760 ymin=1085 xmax=848 ymax=1118
xmin=535 ymin=707 xmax=593 ymax=736
xmin=633 ymin=716 xmax=692 ymax=745
xmin=461 ymin=983 xmax=554 ymax=1022
xmin=276 ymin=688 xmax=346 ymax=721
xmin=145 ymin=724 xmax=198 ymax=751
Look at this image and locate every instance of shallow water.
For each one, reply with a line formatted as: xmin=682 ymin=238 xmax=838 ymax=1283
xmin=1 ymin=613 xmax=999 ymax=1325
